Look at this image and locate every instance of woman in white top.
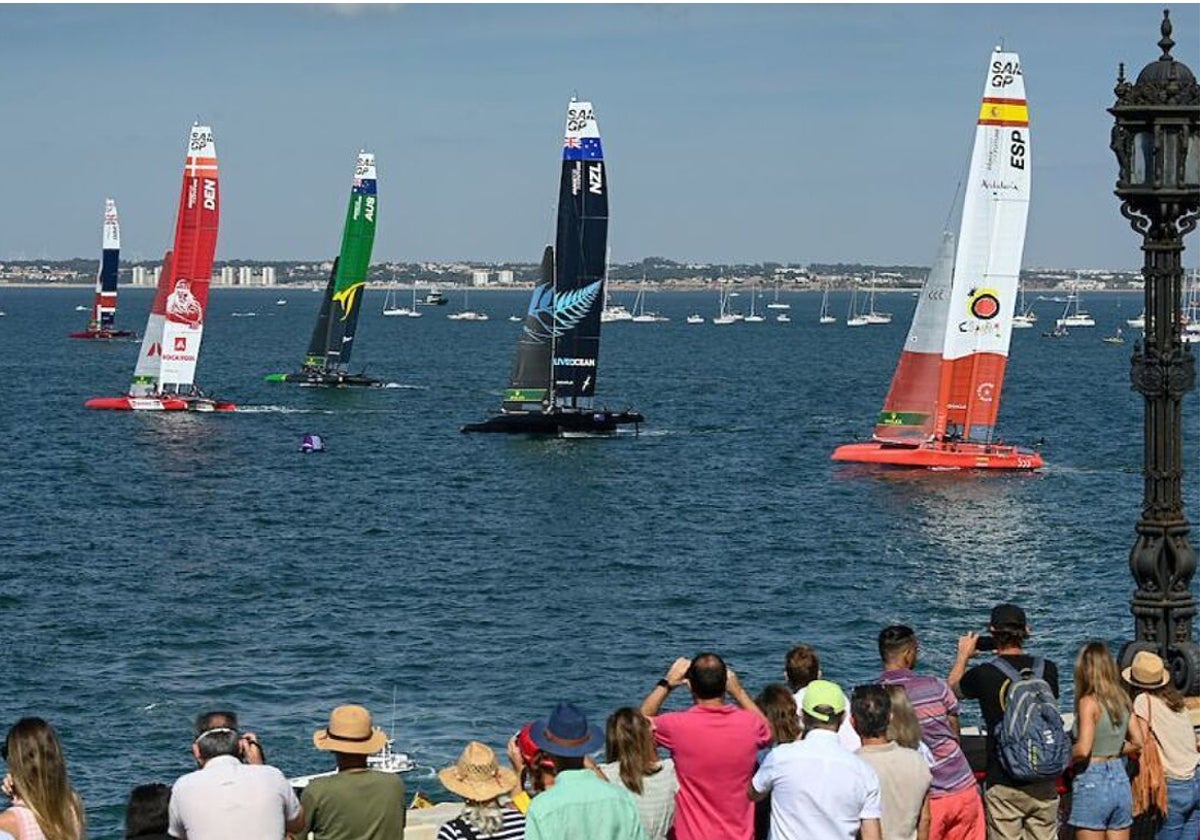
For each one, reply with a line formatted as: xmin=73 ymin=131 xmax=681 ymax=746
xmin=1122 ymin=651 xmax=1200 ymax=840
xmin=599 ymin=707 xmax=678 ymax=840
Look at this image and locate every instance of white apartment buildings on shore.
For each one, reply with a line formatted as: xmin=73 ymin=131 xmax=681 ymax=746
xmin=129 ymin=265 xmax=279 ymax=286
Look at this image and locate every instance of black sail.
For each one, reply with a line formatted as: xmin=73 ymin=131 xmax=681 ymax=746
xmin=303 ymin=259 xmax=338 ymax=368
xmin=502 ymin=246 xmax=555 ymax=410
xmin=552 ymin=101 xmax=608 ymax=405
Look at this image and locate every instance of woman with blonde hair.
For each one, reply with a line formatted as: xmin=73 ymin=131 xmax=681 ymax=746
xmin=599 ymin=708 xmax=677 ymax=840
xmin=1123 ymin=651 xmax=1200 ymax=840
xmin=1069 ymin=641 xmax=1139 ymax=840
xmin=0 ymin=718 xmax=85 ymax=840
xmin=884 ymin=685 xmax=935 ymax=764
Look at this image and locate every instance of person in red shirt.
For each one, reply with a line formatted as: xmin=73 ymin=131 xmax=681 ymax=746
xmin=641 ymin=653 xmax=772 ymax=840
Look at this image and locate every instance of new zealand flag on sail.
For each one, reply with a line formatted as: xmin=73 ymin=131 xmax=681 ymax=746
xmin=563 ymin=137 xmax=603 ymax=161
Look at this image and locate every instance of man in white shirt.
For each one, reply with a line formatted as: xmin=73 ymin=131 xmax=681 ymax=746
xmin=749 ymin=680 xmax=882 ymax=840
xmin=169 ymin=710 xmax=305 ymax=840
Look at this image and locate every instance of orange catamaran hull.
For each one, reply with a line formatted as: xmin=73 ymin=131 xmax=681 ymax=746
xmin=832 ymin=442 xmax=1043 ymax=470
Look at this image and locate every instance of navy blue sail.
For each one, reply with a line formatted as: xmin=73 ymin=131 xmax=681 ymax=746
xmin=502 ymin=246 xmax=556 ymax=410
xmin=463 ymin=99 xmax=642 ymax=435
xmin=552 ymin=101 xmax=608 ymax=404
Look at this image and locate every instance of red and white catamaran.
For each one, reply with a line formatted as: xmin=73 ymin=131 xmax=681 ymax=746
xmin=70 ymin=199 xmax=135 ymax=340
xmin=832 ymin=47 xmax=1042 ymax=470
xmin=86 ymin=124 xmax=234 ymax=412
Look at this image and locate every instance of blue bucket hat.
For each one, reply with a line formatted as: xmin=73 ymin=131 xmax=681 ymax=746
xmin=528 ymin=701 xmax=604 ymax=758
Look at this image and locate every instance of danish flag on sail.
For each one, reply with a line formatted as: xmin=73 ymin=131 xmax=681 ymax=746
xmin=86 ymin=124 xmax=233 ymax=411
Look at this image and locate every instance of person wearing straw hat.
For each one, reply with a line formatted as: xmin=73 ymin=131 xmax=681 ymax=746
xmin=300 ymin=705 xmax=405 ymax=840
xmin=524 ymin=701 xmax=647 ymax=840
xmin=1122 ymin=651 xmax=1200 ymax=840
xmin=436 ymin=742 xmax=525 ymax=839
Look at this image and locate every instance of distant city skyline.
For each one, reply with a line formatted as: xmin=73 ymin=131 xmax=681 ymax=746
xmin=2 ymin=4 xmax=1196 ymax=270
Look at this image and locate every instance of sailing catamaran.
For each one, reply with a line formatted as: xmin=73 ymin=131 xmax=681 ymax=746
xmin=86 ymin=124 xmax=232 ymax=411
xmin=71 ymin=199 xmax=135 ymax=340
xmin=267 ymin=152 xmax=382 ymax=387
xmin=462 ymin=99 xmax=643 ymax=435
xmin=832 ymin=47 xmax=1042 ymax=470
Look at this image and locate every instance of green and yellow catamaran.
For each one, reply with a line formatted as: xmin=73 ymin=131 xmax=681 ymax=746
xmin=267 ymin=151 xmax=382 ymax=387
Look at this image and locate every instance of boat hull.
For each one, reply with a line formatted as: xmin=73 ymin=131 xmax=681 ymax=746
xmin=69 ymin=329 xmax=136 ymax=340
xmin=265 ymin=370 xmax=384 ymax=388
xmin=462 ymin=408 xmax=644 ymax=435
xmin=831 ymin=441 xmax=1043 ymax=470
xmin=84 ymin=395 xmax=236 ymax=412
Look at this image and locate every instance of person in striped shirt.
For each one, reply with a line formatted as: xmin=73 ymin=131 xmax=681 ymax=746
xmin=877 ymin=625 xmax=985 ymax=840
xmin=436 ymin=741 xmax=526 ymax=840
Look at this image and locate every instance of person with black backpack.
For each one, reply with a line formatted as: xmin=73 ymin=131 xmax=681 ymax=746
xmin=947 ymin=603 xmax=1068 ymax=840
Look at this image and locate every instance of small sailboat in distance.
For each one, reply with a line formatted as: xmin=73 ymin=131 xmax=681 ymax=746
xmin=267 ymin=152 xmax=382 ymax=387
xmin=832 ymin=46 xmax=1042 ymax=470
xmin=462 ymin=98 xmax=643 ymax=435
xmin=71 ymin=199 xmax=135 ymax=340
xmin=86 ymin=124 xmax=232 ymax=411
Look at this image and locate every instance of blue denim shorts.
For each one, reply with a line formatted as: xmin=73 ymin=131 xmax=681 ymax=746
xmin=1069 ymin=759 xmax=1133 ymax=830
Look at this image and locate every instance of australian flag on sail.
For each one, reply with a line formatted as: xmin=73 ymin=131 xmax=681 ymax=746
xmin=563 ymin=137 xmax=603 ymax=161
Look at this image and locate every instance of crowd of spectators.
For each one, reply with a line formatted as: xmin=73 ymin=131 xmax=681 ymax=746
xmin=3 ymin=603 xmax=1199 ymax=840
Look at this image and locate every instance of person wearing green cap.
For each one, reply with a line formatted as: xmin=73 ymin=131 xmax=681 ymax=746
xmin=749 ymin=680 xmax=883 ymax=840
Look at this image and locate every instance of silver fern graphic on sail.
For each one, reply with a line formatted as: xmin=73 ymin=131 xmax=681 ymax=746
xmin=523 ymin=280 xmax=602 ymax=343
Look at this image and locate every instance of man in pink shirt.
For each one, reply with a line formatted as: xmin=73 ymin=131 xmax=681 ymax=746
xmin=641 ymin=652 xmax=772 ymax=840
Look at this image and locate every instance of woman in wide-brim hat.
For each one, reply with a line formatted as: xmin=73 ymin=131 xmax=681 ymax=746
xmin=436 ymin=741 xmax=525 ymax=840
xmin=1122 ymin=651 xmax=1200 ymax=840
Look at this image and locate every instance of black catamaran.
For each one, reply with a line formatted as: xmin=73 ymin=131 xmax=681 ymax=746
xmin=267 ymin=152 xmax=382 ymax=387
xmin=463 ymin=99 xmax=642 ymax=435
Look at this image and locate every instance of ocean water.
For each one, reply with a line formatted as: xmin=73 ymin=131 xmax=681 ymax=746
xmin=0 ymin=286 xmax=1195 ymax=837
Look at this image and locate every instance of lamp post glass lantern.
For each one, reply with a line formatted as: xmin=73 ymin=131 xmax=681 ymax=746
xmin=1109 ymin=8 xmax=1200 ymax=693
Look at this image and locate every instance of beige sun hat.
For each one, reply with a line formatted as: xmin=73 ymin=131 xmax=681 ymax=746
xmin=1121 ymin=650 xmax=1172 ymax=690
xmin=438 ymin=741 xmax=518 ymax=802
xmin=312 ymin=705 xmax=389 ymax=754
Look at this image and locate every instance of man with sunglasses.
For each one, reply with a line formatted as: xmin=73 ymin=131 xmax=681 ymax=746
xmin=168 ymin=710 xmax=305 ymax=840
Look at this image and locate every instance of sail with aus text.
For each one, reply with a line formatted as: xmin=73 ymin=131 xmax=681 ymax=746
xmin=268 ymin=152 xmax=380 ymax=387
xmin=832 ymin=48 xmax=1041 ymax=469
xmin=462 ymin=99 xmax=642 ymax=434
xmin=86 ymin=124 xmax=232 ymax=411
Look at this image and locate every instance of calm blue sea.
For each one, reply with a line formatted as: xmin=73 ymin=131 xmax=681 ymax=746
xmin=0 ymin=286 xmax=1195 ymax=837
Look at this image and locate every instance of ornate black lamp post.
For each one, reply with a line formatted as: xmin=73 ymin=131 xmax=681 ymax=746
xmin=1110 ymin=9 xmax=1200 ymax=693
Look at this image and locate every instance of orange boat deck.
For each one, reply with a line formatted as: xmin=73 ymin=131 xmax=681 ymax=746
xmin=831 ymin=440 xmax=1043 ymax=470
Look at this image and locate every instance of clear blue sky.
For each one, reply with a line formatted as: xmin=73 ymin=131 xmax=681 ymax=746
xmin=2 ymin=4 xmax=1196 ymax=270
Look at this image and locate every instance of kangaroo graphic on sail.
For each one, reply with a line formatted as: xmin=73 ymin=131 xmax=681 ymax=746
xmin=267 ymin=152 xmax=383 ymax=387
xmin=832 ymin=47 xmax=1042 ymax=470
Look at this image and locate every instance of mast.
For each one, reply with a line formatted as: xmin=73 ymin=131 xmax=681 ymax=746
xmin=92 ymin=199 xmax=120 ymax=331
xmin=934 ymin=48 xmax=1030 ymax=442
xmin=551 ymin=99 xmax=608 ymax=409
